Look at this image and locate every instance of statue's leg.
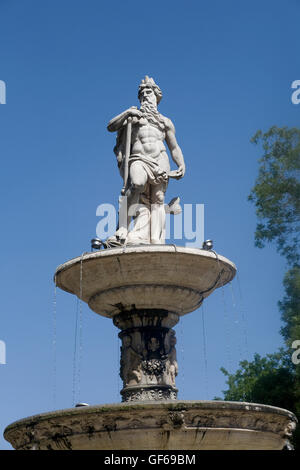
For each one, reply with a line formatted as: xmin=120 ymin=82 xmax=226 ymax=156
xmin=112 ymin=161 xmax=148 ymax=243
xmin=126 ymin=162 xmax=151 ymax=244
xmin=128 ymin=161 xmax=148 ymax=205
xmin=150 ymin=183 xmax=167 ymax=244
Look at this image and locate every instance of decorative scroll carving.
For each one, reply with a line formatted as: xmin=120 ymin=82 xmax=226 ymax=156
xmin=121 ymin=386 xmax=178 ymax=402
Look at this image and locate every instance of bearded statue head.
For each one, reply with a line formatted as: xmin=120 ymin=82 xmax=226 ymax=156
xmin=138 ymin=76 xmax=163 ymax=105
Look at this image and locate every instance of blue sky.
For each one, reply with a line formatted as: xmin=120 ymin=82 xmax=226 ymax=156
xmin=0 ymin=0 xmax=299 ymax=449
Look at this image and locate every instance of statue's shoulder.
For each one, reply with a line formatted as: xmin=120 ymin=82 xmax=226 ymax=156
xmin=161 ymin=115 xmax=175 ymax=132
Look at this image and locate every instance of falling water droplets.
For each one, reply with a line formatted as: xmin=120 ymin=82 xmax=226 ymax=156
xmin=201 ymin=303 xmax=209 ymax=400
xmin=72 ymin=253 xmax=85 ymax=407
xmin=52 ymin=278 xmax=57 ymax=409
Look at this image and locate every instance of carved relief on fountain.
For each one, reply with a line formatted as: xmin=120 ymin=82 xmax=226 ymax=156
xmin=115 ymin=309 xmax=179 ymax=401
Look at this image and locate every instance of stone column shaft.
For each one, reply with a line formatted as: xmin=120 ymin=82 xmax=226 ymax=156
xmin=113 ymin=309 xmax=179 ymax=402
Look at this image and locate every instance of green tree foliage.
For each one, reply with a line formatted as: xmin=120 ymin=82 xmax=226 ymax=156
xmin=248 ymin=126 xmax=300 ymax=265
xmin=220 ymin=351 xmax=299 ymax=448
xmin=279 ymin=265 xmax=300 ymax=347
xmin=220 ymin=350 xmax=295 ymax=410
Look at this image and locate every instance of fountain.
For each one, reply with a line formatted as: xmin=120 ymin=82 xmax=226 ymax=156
xmin=4 ymin=77 xmax=297 ymax=450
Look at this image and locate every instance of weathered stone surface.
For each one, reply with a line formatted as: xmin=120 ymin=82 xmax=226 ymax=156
xmin=115 ymin=309 xmax=179 ymax=401
xmin=54 ymin=246 xmax=236 ymax=403
xmin=4 ymin=401 xmax=297 ymax=450
xmin=55 ymin=246 xmax=236 ymax=317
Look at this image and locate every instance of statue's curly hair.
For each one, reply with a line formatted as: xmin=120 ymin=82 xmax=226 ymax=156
xmin=138 ymin=76 xmax=162 ymax=104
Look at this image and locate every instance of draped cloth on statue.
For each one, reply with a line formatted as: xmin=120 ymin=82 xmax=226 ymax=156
xmin=129 ymin=154 xmax=168 ymax=186
xmin=125 ymin=154 xmax=168 ymax=245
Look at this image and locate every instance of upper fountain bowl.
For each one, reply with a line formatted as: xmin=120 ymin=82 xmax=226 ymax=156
xmin=55 ymin=245 xmax=236 ymax=318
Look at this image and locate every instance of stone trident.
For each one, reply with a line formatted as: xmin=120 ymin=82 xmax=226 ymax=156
xmin=121 ymin=116 xmax=132 ymax=196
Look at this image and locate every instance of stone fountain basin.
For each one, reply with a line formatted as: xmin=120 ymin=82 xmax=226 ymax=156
xmin=55 ymin=245 xmax=236 ymax=317
xmin=4 ymin=401 xmax=296 ymax=450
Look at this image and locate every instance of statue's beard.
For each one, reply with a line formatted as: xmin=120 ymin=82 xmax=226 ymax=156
xmin=139 ymin=100 xmax=165 ymax=131
xmin=140 ymin=99 xmax=157 ymax=113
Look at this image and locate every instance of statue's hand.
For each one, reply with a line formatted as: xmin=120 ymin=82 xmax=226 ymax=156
xmin=126 ymin=107 xmax=143 ymax=119
xmin=174 ymin=165 xmax=185 ymax=179
xmin=156 ymin=171 xmax=168 ymax=184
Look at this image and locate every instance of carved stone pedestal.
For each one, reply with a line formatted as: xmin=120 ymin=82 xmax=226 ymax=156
xmin=113 ymin=309 xmax=179 ymax=402
xmin=53 ymin=245 xmax=236 ymax=401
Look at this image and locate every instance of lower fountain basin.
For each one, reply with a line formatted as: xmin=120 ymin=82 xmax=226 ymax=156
xmin=4 ymin=401 xmax=296 ymax=450
xmin=55 ymin=245 xmax=236 ymax=317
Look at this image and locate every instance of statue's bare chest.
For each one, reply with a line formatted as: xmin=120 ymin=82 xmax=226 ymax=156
xmin=133 ymin=123 xmax=165 ymax=143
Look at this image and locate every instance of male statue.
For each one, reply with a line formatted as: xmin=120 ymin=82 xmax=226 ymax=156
xmin=106 ymin=76 xmax=185 ymax=246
